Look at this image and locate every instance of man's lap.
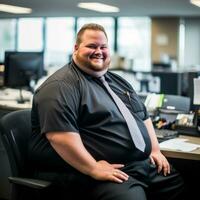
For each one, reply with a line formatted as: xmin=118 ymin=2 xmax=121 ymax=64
xmin=34 ymin=158 xmax=184 ymax=200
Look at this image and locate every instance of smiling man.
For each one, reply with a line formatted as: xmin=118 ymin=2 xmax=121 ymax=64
xmin=30 ymin=23 xmax=184 ymax=200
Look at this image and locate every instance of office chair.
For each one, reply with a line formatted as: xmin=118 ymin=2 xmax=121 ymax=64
xmin=0 ymin=109 xmax=51 ymax=200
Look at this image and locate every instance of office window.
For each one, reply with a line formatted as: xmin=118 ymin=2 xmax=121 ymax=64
xmin=45 ymin=17 xmax=75 ymax=68
xmin=183 ymin=18 xmax=200 ymax=69
xmin=17 ymin=18 xmax=43 ymax=51
xmin=77 ymin=17 xmax=115 ymax=55
xmin=0 ymin=19 xmax=16 ymax=62
xmin=118 ymin=17 xmax=151 ymax=71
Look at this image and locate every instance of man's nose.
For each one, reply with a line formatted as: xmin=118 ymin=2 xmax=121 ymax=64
xmin=95 ymin=47 xmax=102 ymax=53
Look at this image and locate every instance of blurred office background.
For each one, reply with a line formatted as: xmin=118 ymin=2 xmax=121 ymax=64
xmin=0 ymin=0 xmax=200 ymax=72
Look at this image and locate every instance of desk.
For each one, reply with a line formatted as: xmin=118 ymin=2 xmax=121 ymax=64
xmin=0 ymin=100 xmax=32 ymax=110
xmin=160 ymin=135 xmax=200 ymax=160
xmin=160 ymin=135 xmax=200 ymax=199
xmin=0 ymin=88 xmax=32 ymax=115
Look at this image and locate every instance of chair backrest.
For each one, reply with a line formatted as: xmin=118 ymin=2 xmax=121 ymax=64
xmin=0 ymin=109 xmax=32 ymax=177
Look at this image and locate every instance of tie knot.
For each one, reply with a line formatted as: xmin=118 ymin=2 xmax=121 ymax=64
xmin=99 ymin=76 xmax=106 ymax=83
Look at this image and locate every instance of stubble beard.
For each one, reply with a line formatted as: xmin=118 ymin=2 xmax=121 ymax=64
xmin=77 ymin=54 xmax=110 ymax=72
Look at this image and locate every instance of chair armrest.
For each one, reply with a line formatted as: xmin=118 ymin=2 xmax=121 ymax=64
xmin=8 ymin=176 xmax=51 ymax=189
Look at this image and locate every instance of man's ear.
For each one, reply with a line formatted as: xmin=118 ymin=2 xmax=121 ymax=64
xmin=74 ymin=44 xmax=79 ymax=51
xmin=73 ymin=44 xmax=78 ymax=55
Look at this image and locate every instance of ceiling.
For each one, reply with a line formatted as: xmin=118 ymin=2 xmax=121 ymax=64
xmin=0 ymin=0 xmax=200 ymax=18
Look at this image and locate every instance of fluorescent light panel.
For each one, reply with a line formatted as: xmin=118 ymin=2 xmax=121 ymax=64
xmin=0 ymin=4 xmax=32 ymax=14
xmin=78 ymin=2 xmax=119 ymax=13
xmin=190 ymin=0 xmax=200 ymax=7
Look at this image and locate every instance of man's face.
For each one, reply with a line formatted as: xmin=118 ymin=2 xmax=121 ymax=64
xmin=74 ymin=30 xmax=111 ymax=72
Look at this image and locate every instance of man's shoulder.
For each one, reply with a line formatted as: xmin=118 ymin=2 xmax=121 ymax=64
xmin=48 ymin=63 xmax=77 ymax=82
xmin=35 ymin=63 xmax=80 ymax=94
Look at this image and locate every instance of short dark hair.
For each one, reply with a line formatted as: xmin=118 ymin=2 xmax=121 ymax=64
xmin=76 ymin=23 xmax=108 ymax=46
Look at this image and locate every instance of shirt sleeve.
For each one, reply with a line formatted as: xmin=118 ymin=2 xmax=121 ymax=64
xmin=35 ymin=80 xmax=80 ymax=134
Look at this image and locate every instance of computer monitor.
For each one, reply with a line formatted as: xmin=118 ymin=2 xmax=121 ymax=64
xmin=151 ymin=71 xmax=183 ymax=95
xmin=4 ymin=51 xmax=44 ymax=103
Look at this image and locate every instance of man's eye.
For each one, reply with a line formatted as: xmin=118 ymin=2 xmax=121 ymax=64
xmin=87 ymin=45 xmax=96 ymax=49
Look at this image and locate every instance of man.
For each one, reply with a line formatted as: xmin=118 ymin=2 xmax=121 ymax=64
xmin=30 ymin=23 xmax=184 ymax=200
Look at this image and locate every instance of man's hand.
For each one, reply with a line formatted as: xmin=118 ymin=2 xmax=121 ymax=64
xmin=150 ymin=150 xmax=170 ymax=176
xmin=90 ymin=160 xmax=129 ymax=183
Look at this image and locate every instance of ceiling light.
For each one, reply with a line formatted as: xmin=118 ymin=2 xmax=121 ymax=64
xmin=190 ymin=0 xmax=200 ymax=7
xmin=0 ymin=4 xmax=32 ymax=14
xmin=77 ymin=2 xmax=120 ymax=13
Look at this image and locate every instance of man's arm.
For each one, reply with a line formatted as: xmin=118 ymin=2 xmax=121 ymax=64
xmin=144 ymin=118 xmax=170 ymax=175
xmin=46 ymin=132 xmax=128 ymax=183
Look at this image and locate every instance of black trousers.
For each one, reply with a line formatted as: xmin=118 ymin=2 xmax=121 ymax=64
xmin=37 ymin=158 xmax=184 ymax=200
xmin=89 ymin=159 xmax=184 ymax=200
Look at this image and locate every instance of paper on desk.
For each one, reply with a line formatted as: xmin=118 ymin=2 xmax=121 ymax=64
xmin=159 ymin=138 xmax=200 ymax=152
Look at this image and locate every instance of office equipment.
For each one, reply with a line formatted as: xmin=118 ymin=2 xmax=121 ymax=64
xmin=170 ymin=79 xmax=200 ymax=137
xmin=0 ymin=109 xmax=51 ymax=200
xmin=157 ymin=95 xmax=196 ymax=135
xmin=151 ymin=70 xmax=183 ymax=95
xmin=157 ymin=95 xmax=191 ymax=125
xmin=144 ymin=93 xmax=164 ymax=112
xmin=145 ymin=94 xmax=191 ymax=115
xmin=161 ymin=95 xmax=191 ymax=113
xmin=4 ymin=51 xmax=44 ymax=103
xmin=147 ymin=94 xmax=197 ymax=137
xmin=155 ymin=129 xmax=178 ymax=142
xmin=176 ymin=113 xmax=195 ymax=125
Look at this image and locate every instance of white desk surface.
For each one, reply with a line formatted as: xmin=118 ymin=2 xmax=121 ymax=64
xmin=0 ymin=88 xmax=32 ymax=110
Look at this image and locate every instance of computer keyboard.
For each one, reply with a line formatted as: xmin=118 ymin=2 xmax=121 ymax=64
xmin=155 ymin=129 xmax=178 ymax=142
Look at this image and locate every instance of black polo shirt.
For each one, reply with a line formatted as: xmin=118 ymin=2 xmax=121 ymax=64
xmin=30 ymin=61 xmax=152 ymax=171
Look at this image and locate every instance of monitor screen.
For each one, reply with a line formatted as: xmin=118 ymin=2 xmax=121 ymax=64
xmin=4 ymin=51 xmax=44 ymax=91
